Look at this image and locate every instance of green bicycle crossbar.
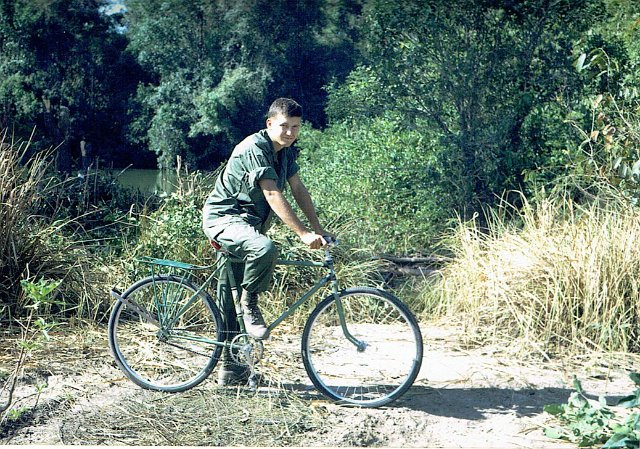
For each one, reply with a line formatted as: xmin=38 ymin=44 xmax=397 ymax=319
xmin=135 ymin=254 xmax=335 ymax=334
xmin=138 ymin=255 xmax=326 ymax=270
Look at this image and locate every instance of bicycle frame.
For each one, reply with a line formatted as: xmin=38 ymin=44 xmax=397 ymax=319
xmin=120 ymin=247 xmax=365 ymax=352
xmin=265 ymin=257 xmax=335 ymax=332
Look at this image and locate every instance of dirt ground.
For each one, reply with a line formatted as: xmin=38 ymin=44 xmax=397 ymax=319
xmin=1 ymin=322 xmax=638 ymax=447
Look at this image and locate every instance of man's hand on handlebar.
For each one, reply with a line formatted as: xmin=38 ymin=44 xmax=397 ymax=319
xmin=316 ymin=229 xmax=337 ymax=248
xmin=301 ymin=230 xmax=336 ymax=249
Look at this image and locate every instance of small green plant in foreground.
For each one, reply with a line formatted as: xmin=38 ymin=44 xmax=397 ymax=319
xmin=1 ymin=279 xmax=60 ymax=423
xmin=16 ymin=278 xmax=61 ymax=352
xmin=545 ymin=374 xmax=640 ymax=448
xmin=5 ymin=405 xmax=31 ymax=422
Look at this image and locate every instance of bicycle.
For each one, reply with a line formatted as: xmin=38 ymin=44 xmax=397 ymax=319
xmin=107 ymin=239 xmax=424 ymax=408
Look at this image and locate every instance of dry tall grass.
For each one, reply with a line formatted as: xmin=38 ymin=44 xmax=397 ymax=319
xmin=1 ymin=133 xmax=50 ymax=312
xmin=0 ymin=133 xmax=113 ymax=321
xmin=434 ymin=192 xmax=640 ymax=355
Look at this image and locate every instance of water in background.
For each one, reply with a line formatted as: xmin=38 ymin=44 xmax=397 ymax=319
xmin=108 ymin=168 xmax=178 ymax=194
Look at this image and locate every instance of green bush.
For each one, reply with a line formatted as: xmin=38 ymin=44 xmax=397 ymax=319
xmin=298 ymin=118 xmax=454 ymax=254
xmin=545 ymin=375 xmax=640 ymax=448
xmin=129 ymin=170 xmax=218 ymax=266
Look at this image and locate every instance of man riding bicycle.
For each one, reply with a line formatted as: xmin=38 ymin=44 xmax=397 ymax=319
xmin=202 ymin=98 xmax=332 ymax=386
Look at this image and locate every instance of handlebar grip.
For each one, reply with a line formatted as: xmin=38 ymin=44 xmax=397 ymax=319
xmin=323 ymin=236 xmax=338 ymax=247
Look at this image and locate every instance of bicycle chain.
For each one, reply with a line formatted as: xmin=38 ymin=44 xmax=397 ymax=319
xmin=165 ymin=340 xmax=216 ymax=359
xmin=162 ymin=331 xmax=264 ymax=364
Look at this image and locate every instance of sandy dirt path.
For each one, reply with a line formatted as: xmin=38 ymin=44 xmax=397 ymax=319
xmin=1 ymin=323 xmax=636 ymax=447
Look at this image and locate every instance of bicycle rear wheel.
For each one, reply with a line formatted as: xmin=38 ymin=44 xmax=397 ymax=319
xmin=302 ymin=287 xmax=423 ymax=407
xmin=108 ymin=274 xmax=224 ymax=392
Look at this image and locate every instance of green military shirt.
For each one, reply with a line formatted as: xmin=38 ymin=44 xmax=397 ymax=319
xmin=203 ymin=129 xmax=300 ymax=235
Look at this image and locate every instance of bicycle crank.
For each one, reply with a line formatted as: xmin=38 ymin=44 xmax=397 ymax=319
xmin=229 ymin=334 xmax=264 ymax=366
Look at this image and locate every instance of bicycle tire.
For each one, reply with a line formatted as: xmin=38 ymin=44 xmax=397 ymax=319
xmin=301 ymin=287 xmax=423 ymax=407
xmin=108 ymin=274 xmax=224 ymax=392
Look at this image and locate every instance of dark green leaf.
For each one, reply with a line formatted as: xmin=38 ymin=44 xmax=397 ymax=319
xmin=618 ymin=394 xmax=640 ymax=409
xmin=544 ymin=404 xmax=565 ymax=416
xmin=604 ymin=433 xmax=640 ymax=449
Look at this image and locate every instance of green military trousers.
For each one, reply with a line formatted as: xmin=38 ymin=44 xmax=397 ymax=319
xmin=207 ymin=222 xmax=278 ymax=340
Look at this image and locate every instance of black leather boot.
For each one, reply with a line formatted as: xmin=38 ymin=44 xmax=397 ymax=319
xmin=240 ymin=290 xmax=269 ymax=339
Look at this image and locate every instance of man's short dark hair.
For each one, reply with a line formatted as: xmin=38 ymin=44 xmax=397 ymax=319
xmin=268 ymin=98 xmax=302 ymax=118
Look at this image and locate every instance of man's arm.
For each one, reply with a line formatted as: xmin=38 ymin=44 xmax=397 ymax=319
xmin=287 ymin=173 xmax=324 ymax=234
xmin=258 ymin=178 xmax=324 ymax=249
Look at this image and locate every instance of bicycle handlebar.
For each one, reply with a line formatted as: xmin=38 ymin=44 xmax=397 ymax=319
xmin=323 ymin=235 xmax=339 ymax=247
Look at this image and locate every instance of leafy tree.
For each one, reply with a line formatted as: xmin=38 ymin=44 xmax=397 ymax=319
xmin=124 ymin=0 xmax=360 ymax=168
xmin=0 ymin=0 xmax=141 ymax=170
xmin=125 ymin=0 xmax=228 ymax=168
xmin=219 ymin=0 xmax=359 ymax=126
xmin=0 ymin=0 xmax=38 ymax=136
xmin=328 ymin=0 xmax=603 ymax=219
xmin=541 ymin=0 xmax=640 ymax=206
xmin=593 ymin=0 xmax=640 ymax=93
xmin=517 ymin=0 xmax=640 ymax=206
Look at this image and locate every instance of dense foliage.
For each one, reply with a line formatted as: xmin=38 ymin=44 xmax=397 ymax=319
xmin=327 ymin=0 xmax=613 ymax=217
xmin=2 ymin=0 xmax=640 ymax=319
xmin=299 ymin=119 xmax=452 ymax=252
xmin=0 ymin=0 xmax=142 ymax=169
xmin=2 ymin=1 xmax=638 ymax=235
xmin=123 ymin=0 xmax=359 ymax=168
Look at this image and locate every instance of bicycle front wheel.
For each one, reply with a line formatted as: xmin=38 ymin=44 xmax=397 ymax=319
xmin=108 ymin=274 xmax=224 ymax=392
xmin=302 ymin=287 xmax=423 ymax=407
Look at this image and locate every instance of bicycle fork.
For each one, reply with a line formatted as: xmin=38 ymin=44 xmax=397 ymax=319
xmin=329 ymin=281 xmax=368 ymax=352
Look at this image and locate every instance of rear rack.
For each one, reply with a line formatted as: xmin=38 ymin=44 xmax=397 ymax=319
xmin=137 ymin=256 xmax=213 ymax=271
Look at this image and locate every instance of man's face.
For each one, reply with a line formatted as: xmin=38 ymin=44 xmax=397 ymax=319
xmin=266 ymin=113 xmax=301 ymax=151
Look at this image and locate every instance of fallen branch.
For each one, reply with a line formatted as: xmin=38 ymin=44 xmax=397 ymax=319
xmin=382 ymin=266 xmax=441 ymax=278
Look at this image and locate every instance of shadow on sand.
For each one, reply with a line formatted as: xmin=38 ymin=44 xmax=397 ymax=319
xmin=277 ymin=382 xmax=575 ymax=420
